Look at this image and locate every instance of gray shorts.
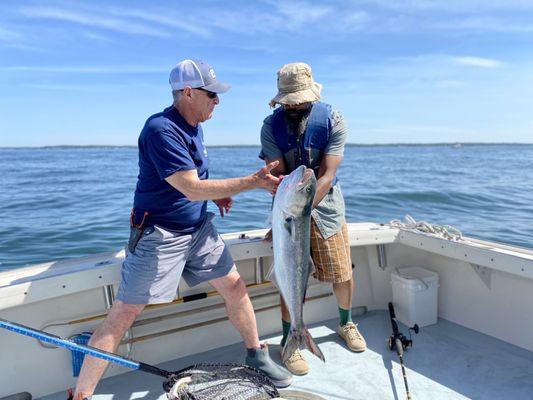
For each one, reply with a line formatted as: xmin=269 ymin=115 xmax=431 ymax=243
xmin=116 ymin=213 xmax=235 ymax=305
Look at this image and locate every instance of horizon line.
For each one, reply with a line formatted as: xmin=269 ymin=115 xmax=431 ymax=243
xmin=1 ymin=142 xmax=533 ymax=150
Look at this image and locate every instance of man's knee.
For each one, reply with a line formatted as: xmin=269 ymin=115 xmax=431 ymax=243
xmin=215 ymin=273 xmax=248 ymax=301
xmin=102 ymin=301 xmax=145 ymax=331
xmin=232 ymin=276 xmax=247 ymax=294
xmin=227 ymin=276 xmax=248 ymax=302
xmin=112 ymin=300 xmax=144 ymax=316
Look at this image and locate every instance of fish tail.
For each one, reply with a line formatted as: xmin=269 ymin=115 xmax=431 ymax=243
xmin=303 ymin=328 xmax=325 ymax=362
xmin=281 ymin=331 xmax=300 ymax=363
xmin=281 ymin=328 xmax=325 ymax=363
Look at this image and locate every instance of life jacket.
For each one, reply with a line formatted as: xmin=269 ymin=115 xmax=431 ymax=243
xmin=271 ymin=101 xmax=337 ymax=185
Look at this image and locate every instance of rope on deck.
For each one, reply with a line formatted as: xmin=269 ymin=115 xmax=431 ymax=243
xmin=389 ymin=215 xmax=462 ymax=241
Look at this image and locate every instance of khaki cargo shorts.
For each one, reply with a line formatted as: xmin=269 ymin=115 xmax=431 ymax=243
xmin=310 ymin=220 xmax=353 ymax=283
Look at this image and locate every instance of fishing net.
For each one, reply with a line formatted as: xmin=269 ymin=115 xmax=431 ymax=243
xmin=164 ymin=363 xmax=280 ymax=400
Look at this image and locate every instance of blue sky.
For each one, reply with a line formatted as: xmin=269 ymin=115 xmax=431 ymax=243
xmin=1 ymin=0 xmax=532 ymax=146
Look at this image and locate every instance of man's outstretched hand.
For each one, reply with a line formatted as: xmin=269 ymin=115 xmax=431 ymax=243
xmin=213 ymin=197 xmax=233 ymax=217
xmin=253 ymin=161 xmax=281 ymax=194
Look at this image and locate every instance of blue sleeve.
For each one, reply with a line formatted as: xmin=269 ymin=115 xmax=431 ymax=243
xmin=144 ymin=130 xmax=196 ymax=180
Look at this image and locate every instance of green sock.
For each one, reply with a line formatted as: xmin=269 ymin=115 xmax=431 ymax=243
xmin=339 ymin=307 xmax=352 ymax=326
xmin=280 ymin=320 xmax=291 ymax=347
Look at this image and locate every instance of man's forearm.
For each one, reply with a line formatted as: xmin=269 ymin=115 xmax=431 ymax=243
xmin=185 ymin=176 xmax=256 ymax=201
xmin=312 ymin=176 xmax=334 ymax=208
xmin=166 ymin=161 xmax=279 ymax=201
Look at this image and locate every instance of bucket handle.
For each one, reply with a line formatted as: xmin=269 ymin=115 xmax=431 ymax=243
xmin=395 ymin=268 xmax=430 ymax=290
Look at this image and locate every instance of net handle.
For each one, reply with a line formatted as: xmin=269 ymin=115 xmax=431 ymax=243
xmin=0 ymin=318 xmax=172 ymax=378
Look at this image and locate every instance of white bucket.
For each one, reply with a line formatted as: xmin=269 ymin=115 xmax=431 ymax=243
xmin=391 ymin=266 xmax=439 ymax=328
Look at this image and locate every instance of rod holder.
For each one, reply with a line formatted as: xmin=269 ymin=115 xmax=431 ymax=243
xmin=103 ymin=285 xmax=115 ymax=309
xmin=377 ymin=244 xmax=387 ymax=270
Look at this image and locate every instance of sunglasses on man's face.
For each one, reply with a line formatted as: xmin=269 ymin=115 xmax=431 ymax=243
xmin=196 ymin=88 xmax=218 ymax=99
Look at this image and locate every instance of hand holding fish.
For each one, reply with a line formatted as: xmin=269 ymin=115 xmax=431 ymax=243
xmin=213 ymin=197 xmax=233 ymax=217
xmin=252 ymin=161 xmax=281 ymax=194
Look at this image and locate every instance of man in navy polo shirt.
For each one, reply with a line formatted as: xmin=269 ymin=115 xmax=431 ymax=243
xmin=71 ymin=59 xmax=292 ymax=399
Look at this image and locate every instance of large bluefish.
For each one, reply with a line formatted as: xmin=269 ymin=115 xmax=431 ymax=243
xmin=272 ymin=165 xmax=325 ymax=363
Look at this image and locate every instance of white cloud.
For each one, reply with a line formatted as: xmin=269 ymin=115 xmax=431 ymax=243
xmin=17 ymin=6 xmax=172 ymax=38
xmin=274 ymin=1 xmax=333 ymax=25
xmin=113 ymin=9 xmax=212 ymax=38
xmin=1 ymin=65 xmax=168 ymax=74
xmin=13 ymin=1 xmax=533 ymax=43
xmin=23 ymin=83 xmax=160 ymax=92
xmin=341 ymin=11 xmax=371 ymax=31
xmin=80 ymin=31 xmax=114 ymax=42
xmin=317 ymin=52 xmax=511 ymax=96
xmin=0 ymin=25 xmax=52 ymax=52
xmin=453 ymin=56 xmax=504 ymax=68
xmin=434 ymin=17 xmax=533 ymax=33
xmin=0 ymin=26 xmax=22 ymax=41
xmin=342 ymin=1 xmax=533 ymax=34
xmin=434 ymin=80 xmax=467 ymax=88
xmin=204 ymin=1 xmax=333 ymax=35
xmin=209 ymin=10 xmax=278 ymax=34
xmin=356 ymin=0 xmax=533 ymax=12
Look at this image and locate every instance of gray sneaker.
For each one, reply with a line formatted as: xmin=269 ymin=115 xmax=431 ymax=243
xmin=245 ymin=343 xmax=293 ymax=388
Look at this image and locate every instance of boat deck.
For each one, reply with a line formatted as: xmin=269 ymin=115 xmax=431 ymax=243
xmin=41 ymin=310 xmax=533 ymax=400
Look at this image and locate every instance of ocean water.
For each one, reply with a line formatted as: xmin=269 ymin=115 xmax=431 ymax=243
xmin=1 ymin=144 xmax=532 ymax=271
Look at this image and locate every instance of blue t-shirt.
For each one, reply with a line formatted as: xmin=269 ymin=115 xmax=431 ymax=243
xmin=133 ymin=106 xmax=209 ymax=232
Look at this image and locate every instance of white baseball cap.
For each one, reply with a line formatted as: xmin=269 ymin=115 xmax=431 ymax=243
xmin=169 ymin=59 xmax=230 ymax=93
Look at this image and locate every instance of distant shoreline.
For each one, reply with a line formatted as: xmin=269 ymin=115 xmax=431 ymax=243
xmin=1 ymin=142 xmax=532 ymax=150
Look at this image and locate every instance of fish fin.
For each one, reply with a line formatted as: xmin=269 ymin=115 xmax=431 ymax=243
xmin=282 ymin=328 xmax=325 ymax=363
xmin=303 ymin=328 xmax=325 ymax=362
xmin=283 ymin=216 xmax=298 ymax=242
xmin=284 ymin=216 xmax=294 ymax=237
xmin=282 ymin=331 xmax=300 ymax=363
xmin=267 ymin=262 xmax=279 ymax=289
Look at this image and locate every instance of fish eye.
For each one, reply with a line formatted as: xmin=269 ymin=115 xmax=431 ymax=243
xmin=306 ymin=187 xmax=312 ymax=192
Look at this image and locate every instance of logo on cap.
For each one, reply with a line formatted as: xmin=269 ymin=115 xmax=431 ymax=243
xmin=209 ymin=68 xmax=216 ymax=79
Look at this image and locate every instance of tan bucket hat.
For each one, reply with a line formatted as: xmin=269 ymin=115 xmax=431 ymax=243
xmin=269 ymin=62 xmax=322 ymax=107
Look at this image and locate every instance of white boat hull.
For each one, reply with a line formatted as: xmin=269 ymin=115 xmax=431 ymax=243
xmin=1 ymin=222 xmax=532 ymax=398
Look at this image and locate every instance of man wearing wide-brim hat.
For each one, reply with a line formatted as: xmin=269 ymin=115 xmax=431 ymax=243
xmin=260 ymin=62 xmax=367 ymax=375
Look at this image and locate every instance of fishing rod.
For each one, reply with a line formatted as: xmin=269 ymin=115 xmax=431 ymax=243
xmin=387 ymin=302 xmax=419 ymax=400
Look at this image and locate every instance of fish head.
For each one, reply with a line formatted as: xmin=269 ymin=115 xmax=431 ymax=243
xmin=277 ymin=165 xmax=317 ymax=216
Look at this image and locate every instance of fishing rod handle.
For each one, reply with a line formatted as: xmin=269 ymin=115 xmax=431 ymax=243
xmin=388 ymin=302 xmax=400 ymax=335
xmin=0 ymin=319 xmax=142 ymax=372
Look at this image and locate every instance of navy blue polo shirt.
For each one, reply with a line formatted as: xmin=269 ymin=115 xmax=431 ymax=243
xmin=133 ymin=106 xmax=209 ymax=232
